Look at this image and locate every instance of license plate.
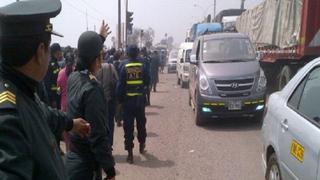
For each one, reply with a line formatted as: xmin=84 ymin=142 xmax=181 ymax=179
xmin=228 ymin=101 xmax=242 ymax=110
xmin=291 ymin=140 xmax=304 ymax=163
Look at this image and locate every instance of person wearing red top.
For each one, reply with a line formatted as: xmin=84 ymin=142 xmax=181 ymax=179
xmin=57 ymin=52 xmax=75 ymax=151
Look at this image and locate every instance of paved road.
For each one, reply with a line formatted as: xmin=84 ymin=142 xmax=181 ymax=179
xmin=112 ymin=72 xmax=265 ymax=180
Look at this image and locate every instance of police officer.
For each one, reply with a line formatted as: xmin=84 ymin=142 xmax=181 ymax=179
xmin=66 ymin=23 xmax=116 ymax=180
xmin=117 ymin=45 xmax=150 ymax=164
xmin=0 ymin=0 xmax=90 ymax=179
xmin=44 ymin=43 xmax=63 ymax=108
xmin=140 ymin=47 xmax=152 ymax=106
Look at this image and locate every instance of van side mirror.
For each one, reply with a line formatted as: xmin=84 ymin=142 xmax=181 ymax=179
xmin=190 ymin=54 xmax=198 ymax=65
xmin=180 ymin=58 xmax=184 ymax=63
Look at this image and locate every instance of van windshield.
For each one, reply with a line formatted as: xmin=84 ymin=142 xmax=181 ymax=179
xmin=202 ymin=38 xmax=256 ymax=62
xmin=185 ymin=49 xmax=192 ymax=62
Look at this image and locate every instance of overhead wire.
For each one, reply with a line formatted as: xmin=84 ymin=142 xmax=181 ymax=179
xmin=63 ymin=0 xmax=102 ymax=22
xmin=78 ymin=0 xmax=106 ymax=18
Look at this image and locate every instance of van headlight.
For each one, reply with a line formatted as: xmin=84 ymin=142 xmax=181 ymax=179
xmin=257 ymin=69 xmax=267 ymax=92
xmin=199 ymin=72 xmax=212 ymax=94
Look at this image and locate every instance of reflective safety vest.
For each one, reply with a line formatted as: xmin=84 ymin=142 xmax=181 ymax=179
xmin=125 ymin=62 xmax=144 ymax=97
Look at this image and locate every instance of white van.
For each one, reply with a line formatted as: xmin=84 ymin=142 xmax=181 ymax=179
xmin=177 ymin=42 xmax=193 ymax=88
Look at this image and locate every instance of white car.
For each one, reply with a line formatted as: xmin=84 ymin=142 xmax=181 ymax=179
xmin=262 ymin=57 xmax=320 ymax=180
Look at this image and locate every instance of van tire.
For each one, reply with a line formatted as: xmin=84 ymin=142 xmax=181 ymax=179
xmin=266 ymin=153 xmax=282 ymax=180
xmin=195 ymin=107 xmax=205 ymax=126
xmin=181 ymin=81 xmax=187 ymax=88
xmin=278 ymin=65 xmax=294 ymax=91
xmin=254 ymin=111 xmax=264 ymax=122
xmin=194 ymin=93 xmax=205 ymax=126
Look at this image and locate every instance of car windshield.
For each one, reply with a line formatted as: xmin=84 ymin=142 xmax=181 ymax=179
xmin=169 ymin=51 xmax=178 ymax=59
xmin=202 ymin=38 xmax=256 ymax=62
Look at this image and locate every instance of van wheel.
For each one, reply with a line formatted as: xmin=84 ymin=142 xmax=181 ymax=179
xmin=266 ymin=153 xmax=282 ymax=180
xmin=254 ymin=111 xmax=264 ymax=123
xmin=195 ymin=107 xmax=205 ymax=126
xmin=181 ymin=81 xmax=187 ymax=88
xmin=278 ymin=65 xmax=294 ymax=91
xmin=194 ymin=94 xmax=205 ymax=126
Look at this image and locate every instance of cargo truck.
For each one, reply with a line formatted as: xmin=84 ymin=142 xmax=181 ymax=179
xmin=235 ymin=0 xmax=320 ymax=90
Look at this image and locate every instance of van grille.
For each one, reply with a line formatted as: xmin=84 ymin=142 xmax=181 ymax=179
xmin=215 ymin=78 xmax=254 ymax=91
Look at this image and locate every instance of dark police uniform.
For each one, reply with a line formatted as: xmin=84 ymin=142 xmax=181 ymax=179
xmin=117 ymin=57 xmax=150 ymax=152
xmin=140 ymin=50 xmax=152 ymax=105
xmin=66 ymin=31 xmax=115 ymax=179
xmin=66 ymin=70 xmax=115 ymax=180
xmin=0 ymin=1 xmax=72 ymax=179
xmin=44 ymin=53 xmax=61 ymax=108
xmin=0 ymin=65 xmax=73 ymax=180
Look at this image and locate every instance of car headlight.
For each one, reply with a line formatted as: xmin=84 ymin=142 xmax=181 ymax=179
xmin=199 ymin=72 xmax=212 ymax=94
xmin=257 ymin=69 xmax=267 ymax=92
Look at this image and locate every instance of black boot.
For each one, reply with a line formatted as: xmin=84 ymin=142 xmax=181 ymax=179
xmin=127 ymin=149 xmax=133 ymax=164
xmin=139 ymin=143 xmax=146 ymax=154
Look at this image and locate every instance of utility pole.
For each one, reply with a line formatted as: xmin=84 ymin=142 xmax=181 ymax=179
xmin=213 ymin=0 xmax=216 ymax=19
xmin=86 ymin=9 xmax=88 ymax=31
xmin=125 ymin=0 xmax=128 ymax=49
xmin=118 ymin=0 xmax=121 ymax=49
xmin=241 ymin=0 xmax=245 ymax=10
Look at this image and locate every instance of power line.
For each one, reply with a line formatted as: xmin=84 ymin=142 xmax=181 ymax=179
xmin=63 ymin=0 xmax=102 ymax=22
xmin=78 ymin=0 xmax=106 ymax=18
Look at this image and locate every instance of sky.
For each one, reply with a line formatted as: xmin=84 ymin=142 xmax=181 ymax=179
xmin=0 ymin=0 xmax=263 ymax=48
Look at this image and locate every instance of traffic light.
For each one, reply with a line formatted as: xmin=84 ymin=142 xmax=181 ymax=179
xmin=126 ymin=11 xmax=134 ymax=34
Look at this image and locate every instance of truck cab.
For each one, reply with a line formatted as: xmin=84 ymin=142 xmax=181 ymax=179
xmin=189 ymin=33 xmax=267 ymax=126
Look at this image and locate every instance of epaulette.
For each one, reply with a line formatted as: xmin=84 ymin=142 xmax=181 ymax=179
xmin=0 ymin=81 xmax=16 ymax=109
xmin=89 ymin=74 xmax=97 ymax=81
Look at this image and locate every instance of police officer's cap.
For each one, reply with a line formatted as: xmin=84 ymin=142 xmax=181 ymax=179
xmin=127 ymin=44 xmax=140 ymax=57
xmin=78 ymin=31 xmax=103 ymax=59
xmin=0 ymin=0 xmax=63 ymax=37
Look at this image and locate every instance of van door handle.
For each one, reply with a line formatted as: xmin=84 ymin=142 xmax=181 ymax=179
xmin=281 ymin=119 xmax=289 ymax=131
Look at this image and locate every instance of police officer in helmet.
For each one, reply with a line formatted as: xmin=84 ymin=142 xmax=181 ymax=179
xmin=66 ymin=22 xmax=116 ymax=180
xmin=0 ymin=0 xmax=90 ymax=179
xmin=117 ymin=45 xmax=150 ymax=164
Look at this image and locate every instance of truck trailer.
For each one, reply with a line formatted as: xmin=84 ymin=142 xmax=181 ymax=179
xmin=236 ymin=0 xmax=320 ymax=90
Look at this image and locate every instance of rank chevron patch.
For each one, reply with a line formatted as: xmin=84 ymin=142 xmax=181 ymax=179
xmin=0 ymin=91 xmax=16 ymax=105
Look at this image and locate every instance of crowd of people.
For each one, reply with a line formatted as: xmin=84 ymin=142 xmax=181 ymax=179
xmin=0 ymin=0 xmax=163 ymax=180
